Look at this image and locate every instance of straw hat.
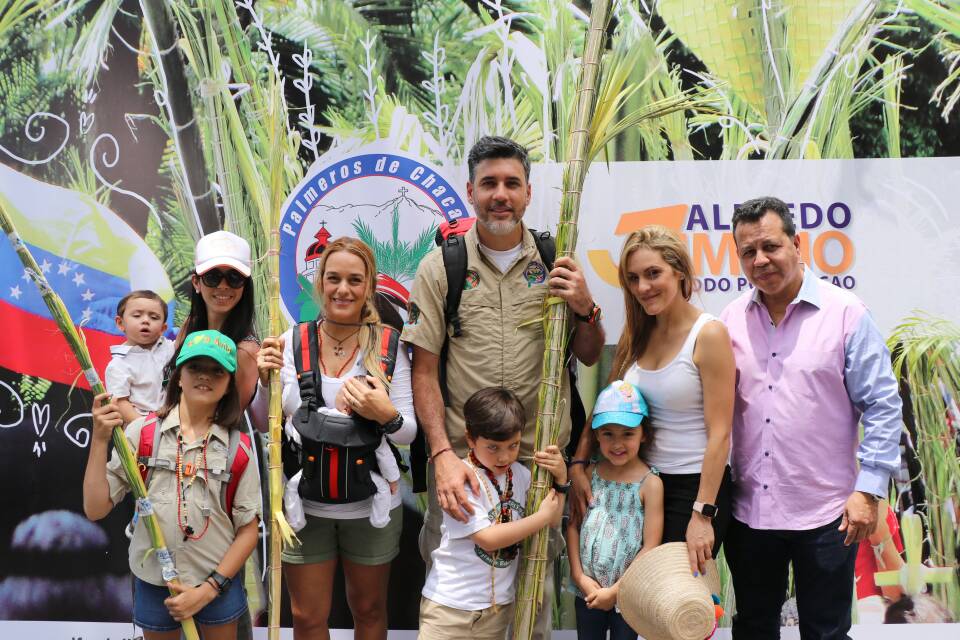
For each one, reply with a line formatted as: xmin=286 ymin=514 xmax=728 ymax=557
xmin=617 ymin=542 xmax=721 ymax=640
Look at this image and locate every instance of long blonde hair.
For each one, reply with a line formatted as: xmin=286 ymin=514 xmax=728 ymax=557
xmin=608 ymin=225 xmax=695 ymax=382
xmin=317 ymin=237 xmax=390 ymax=389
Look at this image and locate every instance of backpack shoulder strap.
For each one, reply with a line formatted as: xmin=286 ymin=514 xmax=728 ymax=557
xmin=440 ymin=234 xmax=469 ymax=338
xmin=377 ymin=325 xmax=401 ymax=382
xmin=136 ymin=412 xmax=162 ymax=488
xmin=529 ymin=228 xmax=556 ymax=270
xmin=220 ymin=429 xmax=253 ymax=518
xmin=293 ymin=320 xmax=322 ymax=408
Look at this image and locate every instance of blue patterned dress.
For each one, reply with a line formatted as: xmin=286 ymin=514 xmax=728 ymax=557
xmin=576 ymin=466 xmax=657 ymax=592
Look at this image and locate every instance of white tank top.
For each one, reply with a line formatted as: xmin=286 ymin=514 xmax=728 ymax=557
xmin=623 ymin=313 xmax=715 ymax=474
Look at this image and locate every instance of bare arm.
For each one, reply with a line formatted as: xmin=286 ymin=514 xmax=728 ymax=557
xmin=470 ymin=490 xmax=561 ymax=553
xmin=566 ymin=467 xmax=601 ymax=598
xmin=688 ymin=320 xmax=735 ymax=573
xmin=412 ymin=345 xmax=479 ymax=521
xmin=569 ymin=422 xmax=596 ymax=523
xmin=235 ymin=340 xmax=260 ymax=410
xmin=638 ymin=473 xmax=665 ymax=553
xmin=83 ymin=393 xmax=123 ymax=521
xmin=115 ymin=397 xmax=141 ymax=426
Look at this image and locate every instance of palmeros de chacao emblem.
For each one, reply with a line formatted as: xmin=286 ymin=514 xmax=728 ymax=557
xmin=279 ymin=149 xmax=470 ymax=323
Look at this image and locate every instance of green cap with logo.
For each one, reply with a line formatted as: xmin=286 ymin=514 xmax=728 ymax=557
xmin=175 ymin=330 xmax=237 ymax=372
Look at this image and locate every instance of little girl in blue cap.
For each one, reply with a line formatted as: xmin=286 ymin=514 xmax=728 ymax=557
xmin=567 ymin=380 xmax=664 ymax=640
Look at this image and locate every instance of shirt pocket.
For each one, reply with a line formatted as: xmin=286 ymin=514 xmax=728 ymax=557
xmin=457 ymin=287 xmax=499 ymax=344
xmin=510 ymin=284 xmax=546 ymax=341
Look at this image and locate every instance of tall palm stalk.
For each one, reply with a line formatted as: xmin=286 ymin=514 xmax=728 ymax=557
xmin=513 ymin=1 xmax=611 ymax=637
xmin=139 ymin=0 xmax=220 ymax=238
xmin=0 ymin=201 xmax=201 ymax=640
xmin=888 ymin=315 xmax=960 ymax=617
xmin=263 ymin=69 xmax=295 ymax=640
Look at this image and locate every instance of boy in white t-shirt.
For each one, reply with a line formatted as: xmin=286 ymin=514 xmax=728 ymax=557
xmin=420 ymin=387 xmax=569 ymax=639
xmin=104 ymin=290 xmax=175 ymax=424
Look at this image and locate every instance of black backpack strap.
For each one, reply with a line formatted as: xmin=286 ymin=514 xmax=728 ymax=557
xmin=529 ymin=228 xmax=556 ymax=270
xmin=292 ymin=320 xmax=323 ymax=409
xmin=440 ymin=235 xmax=469 ymax=338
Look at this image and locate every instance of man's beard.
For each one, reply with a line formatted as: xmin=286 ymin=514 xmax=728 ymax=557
xmin=478 ymin=214 xmax=521 ymax=236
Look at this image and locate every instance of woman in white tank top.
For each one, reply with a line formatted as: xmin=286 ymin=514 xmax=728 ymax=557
xmin=569 ymin=226 xmax=736 ymax=575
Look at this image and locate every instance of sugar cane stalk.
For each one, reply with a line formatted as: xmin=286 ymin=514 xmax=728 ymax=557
xmin=263 ymin=68 xmax=298 ymax=640
xmin=0 ymin=201 xmax=200 ymax=640
xmin=512 ymin=1 xmax=612 ymax=637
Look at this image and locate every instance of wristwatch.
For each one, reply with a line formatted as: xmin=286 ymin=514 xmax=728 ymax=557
xmin=379 ymin=412 xmax=404 ymax=435
xmin=553 ymin=480 xmax=572 ymax=495
xmin=573 ymin=302 xmax=602 ymax=325
xmin=692 ymin=501 xmax=718 ymax=519
xmin=206 ymin=570 xmax=232 ymax=597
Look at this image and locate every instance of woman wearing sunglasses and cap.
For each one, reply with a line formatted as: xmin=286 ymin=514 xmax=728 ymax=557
xmin=174 ymin=230 xmax=260 ymax=409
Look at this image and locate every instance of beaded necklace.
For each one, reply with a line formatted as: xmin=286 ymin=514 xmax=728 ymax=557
xmin=467 ymin=451 xmax=517 ymax=610
xmin=318 ymin=325 xmax=360 ymax=378
xmin=176 ymin=430 xmax=211 ymax=542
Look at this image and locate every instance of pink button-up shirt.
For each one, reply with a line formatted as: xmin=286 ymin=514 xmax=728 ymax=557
xmin=720 ymin=267 xmax=901 ymax=531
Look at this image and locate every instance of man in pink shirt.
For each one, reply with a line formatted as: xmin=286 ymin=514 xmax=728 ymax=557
xmin=719 ymin=197 xmax=902 ymax=640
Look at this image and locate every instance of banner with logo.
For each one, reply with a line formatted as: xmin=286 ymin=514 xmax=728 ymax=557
xmin=521 ymin=157 xmax=960 ymax=339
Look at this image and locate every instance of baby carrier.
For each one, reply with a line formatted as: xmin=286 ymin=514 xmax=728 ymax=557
xmin=285 ymin=321 xmax=404 ymax=504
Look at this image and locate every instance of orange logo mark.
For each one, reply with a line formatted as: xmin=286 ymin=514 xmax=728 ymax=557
xmin=588 ymin=205 xmax=688 ymax=288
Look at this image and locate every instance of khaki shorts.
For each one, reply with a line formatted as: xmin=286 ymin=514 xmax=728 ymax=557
xmin=281 ymin=507 xmax=402 ymax=566
xmin=419 ymin=596 xmax=513 ymax=640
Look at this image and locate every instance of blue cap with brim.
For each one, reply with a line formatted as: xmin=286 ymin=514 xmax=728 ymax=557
xmin=592 ymin=380 xmax=648 ymax=429
xmin=176 ymin=329 xmax=237 ymax=373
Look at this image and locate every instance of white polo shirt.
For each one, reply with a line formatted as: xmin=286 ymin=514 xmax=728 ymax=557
xmin=105 ymin=336 xmax=176 ymax=414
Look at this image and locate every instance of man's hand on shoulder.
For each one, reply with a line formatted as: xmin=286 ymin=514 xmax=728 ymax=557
xmin=434 ymin=449 xmax=479 ymax=523
xmin=548 ymin=256 xmax=593 ymax=317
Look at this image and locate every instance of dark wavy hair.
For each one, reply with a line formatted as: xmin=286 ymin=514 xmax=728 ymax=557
xmin=181 ymin=272 xmax=256 ymax=343
xmin=467 ymin=136 xmax=531 ymax=182
xmin=464 ymin=387 xmax=526 ymax=442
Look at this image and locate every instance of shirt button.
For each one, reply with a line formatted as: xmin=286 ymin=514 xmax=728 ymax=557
xmin=772 ymin=352 xmax=777 ymax=357
xmin=763 ymin=484 xmax=768 ymax=489
xmin=768 ymin=385 xmax=773 ymax=390
xmin=764 ymin=451 xmax=770 ymax=457
xmin=765 ymin=418 xmax=771 ymax=423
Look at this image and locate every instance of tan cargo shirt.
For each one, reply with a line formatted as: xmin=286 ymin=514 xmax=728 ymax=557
xmin=401 ymin=223 xmax=571 ymax=460
xmin=106 ymin=409 xmax=262 ymax=586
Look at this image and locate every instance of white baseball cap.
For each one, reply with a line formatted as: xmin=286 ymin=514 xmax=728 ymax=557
xmin=195 ymin=230 xmax=252 ymax=277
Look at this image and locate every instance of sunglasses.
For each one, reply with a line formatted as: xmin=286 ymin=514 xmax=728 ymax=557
xmin=200 ymin=269 xmax=247 ymax=289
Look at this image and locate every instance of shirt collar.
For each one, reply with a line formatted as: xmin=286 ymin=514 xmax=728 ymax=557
xmin=748 ymin=264 xmax=821 ymax=310
xmin=159 ymin=405 xmax=230 ymax=445
xmin=109 ymin=335 xmax=169 ymax=357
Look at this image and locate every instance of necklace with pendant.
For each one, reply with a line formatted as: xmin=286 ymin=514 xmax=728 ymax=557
xmin=320 ymin=322 xmax=361 ymax=357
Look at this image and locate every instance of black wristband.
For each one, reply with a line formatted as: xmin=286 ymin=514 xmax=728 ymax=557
xmin=379 ymin=412 xmax=404 ymax=435
xmin=553 ymin=480 xmax=572 ymax=495
xmin=206 ymin=570 xmax=231 ymax=597
xmin=568 ymin=459 xmax=589 ymax=468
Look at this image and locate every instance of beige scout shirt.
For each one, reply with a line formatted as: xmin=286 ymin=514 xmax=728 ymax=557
xmin=106 ymin=409 xmax=261 ymax=586
xmin=401 ymin=223 xmax=571 ymax=460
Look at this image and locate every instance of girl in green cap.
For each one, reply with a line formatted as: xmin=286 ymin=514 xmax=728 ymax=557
xmin=84 ymin=329 xmax=262 ymax=640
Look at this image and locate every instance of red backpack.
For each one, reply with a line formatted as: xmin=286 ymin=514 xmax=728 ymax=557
xmin=136 ymin=412 xmax=253 ymax=518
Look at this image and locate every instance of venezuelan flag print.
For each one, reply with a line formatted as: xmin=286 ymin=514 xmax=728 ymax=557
xmin=0 ymin=164 xmax=175 ymax=388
